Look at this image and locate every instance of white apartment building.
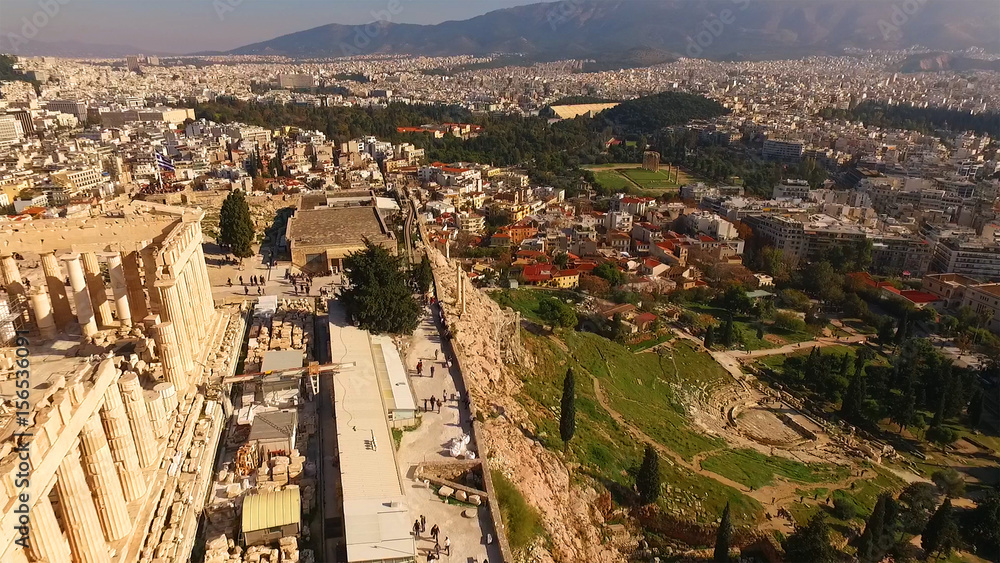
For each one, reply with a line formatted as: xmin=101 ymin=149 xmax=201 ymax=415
xmin=932 ymin=238 xmax=1000 ymax=281
xmin=50 ymin=167 xmax=104 ymax=193
xmin=604 ymin=211 xmax=633 ymax=232
xmin=773 ymin=179 xmax=811 ymax=200
xmin=762 ymin=139 xmax=804 ymax=162
xmin=0 ymin=115 xmax=24 ymax=147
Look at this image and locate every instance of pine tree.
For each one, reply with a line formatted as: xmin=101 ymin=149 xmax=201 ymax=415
xmin=922 ymin=499 xmax=960 ymax=558
xmin=704 ymin=325 xmax=715 ymax=348
xmin=559 ymin=368 xmax=576 ymax=448
xmin=714 ymin=501 xmax=733 ymax=562
xmin=411 ymin=255 xmax=433 ymax=294
xmin=636 ymin=445 xmax=660 ymax=505
xmin=341 ymin=241 xmax=420 ymax=334
xmin=839 ymin=353 xmax=852 ymax=376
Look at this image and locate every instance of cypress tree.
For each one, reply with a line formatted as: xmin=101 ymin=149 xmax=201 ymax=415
xmin=922 ymin=499 xmax=960 ymax=558
xmin=714 ymin=501 xmax=733 ymax=562
xmin=704 ymin=325 xmax=715 ymax=348
xmin=722 ymin=316 xmax=735 ymax=347
xmin=636 ymin=445 xmax=660 ymax=505
xmin=559 ymin=368 xmax=576 ymax=448
xmin=858 ymin=493 xmax=887 ymax=562
xmin=840 ymin=373 xmax=867 ymax=426
xmin=756 ymin=323 xmax=764 ymax=340
xmin=968 ymin=388 xmax=984 ymax=426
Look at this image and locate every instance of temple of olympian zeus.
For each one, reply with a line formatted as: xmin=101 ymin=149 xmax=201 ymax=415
xmin=0 ymin=202 xmax=222 ymax=563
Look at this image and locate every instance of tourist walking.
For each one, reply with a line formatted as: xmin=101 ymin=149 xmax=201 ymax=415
xmin=420 ymin=515 xmax=426 ymax=532
xmin=413 ymin=519 xmax=420 ymax=538
xmin=430 ymin=524 xmax=439 ymax=542
xmin=444 ymin=537 xmax=450 ymax=555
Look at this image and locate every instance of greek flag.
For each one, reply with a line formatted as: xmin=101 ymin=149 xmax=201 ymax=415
xmin=155 ymin=152 xmax=175 ymax=171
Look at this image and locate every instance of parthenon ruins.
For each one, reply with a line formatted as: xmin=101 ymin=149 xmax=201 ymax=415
xmin=0 ymin=202 xmax=227 ymax=563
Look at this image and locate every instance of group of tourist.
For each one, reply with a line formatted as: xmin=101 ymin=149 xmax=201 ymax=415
xmin=412 ymin=516 xmax=453 ymax=561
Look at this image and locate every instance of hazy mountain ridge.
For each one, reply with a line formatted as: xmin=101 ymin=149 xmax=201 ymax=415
xmin=225 ymin=0 xmax=1000 ymax=60
xmin=897 ymin=52 xmax=1000 ymax=73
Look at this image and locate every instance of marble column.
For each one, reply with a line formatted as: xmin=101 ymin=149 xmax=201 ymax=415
xmin=119 ymin=373 xmax=158 ymax=468
xmin=105 ymin=253 xmax=132 ymax=329
xmin=27 ymin=492 xmax=72 ymax=563
xmin=81 ymin=252 xmax=114 ymax=327
xmin=184 ymin=255 xmax=210 ymax=336
xmin=178 ymin=263 xmax=206 ymax=343
xmin=79 ymin=415 xmax=131 ymax=541
xmin=194 ymin=244 xmax=216 ymax=319
xmin=29 ymin=287 xmax=57 ymax=340
xmin=54 ymin=444 xmax=111 ymax=563
xmin=40 ymin=252 xmax=74 ymax=329
xmin=140 ymin=247 xmax=161 ymax=316
xmin=144 ymin=390 xmax=168 ymax=439
xmin=156 ymin=279 xmax=195 ymax=374
xmin=62 ymin=253 xmax=98 ymax=337
xmin=152 ymin=321 xmax=188 ymax=392
xmin=99 ymin=381 xmax=146 ymax=501
xmin=1 ymin=254 xmax=24 ymax=295
xmin=122 ymin=251 xmax=148 ymax=321
xmin=0 ymin=254 xmax=31 ymax=327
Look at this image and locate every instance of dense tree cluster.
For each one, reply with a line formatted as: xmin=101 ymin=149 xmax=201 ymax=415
xmin=821 ymin=100 xmax=1000 ymax=138
xmin=596 ymin=92 xmax=729 ymax=136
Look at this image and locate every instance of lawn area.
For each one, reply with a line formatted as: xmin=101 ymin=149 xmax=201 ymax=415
xmin=516 ymin=330 xmax=762 ymax=525
xmin=686 ymin=303 xmax=817 ymax=351
xmin=562 ymin=330 xmax=728 ymax=459
xmin=700 ymin=449 xmax=851 ymax=490
xmin=490 ymin=288 xmax=578 ymax=325
xmin=622 ymin=167 xmax=679 ymax=190
xmin=592 ymin=169 xmax=637 ymax=192
xmin=627 ymin=332 xmax=673 ymax=352
xmin=585 ymin=163 xmax=700 ymax=194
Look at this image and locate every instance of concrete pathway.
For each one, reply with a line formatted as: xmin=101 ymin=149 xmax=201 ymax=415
xmin=396 ymin=307 xmax=502 ymax=563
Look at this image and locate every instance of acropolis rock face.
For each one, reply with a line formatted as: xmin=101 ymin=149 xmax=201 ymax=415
xmin=429 ymin=247 xmax=623 ymax=563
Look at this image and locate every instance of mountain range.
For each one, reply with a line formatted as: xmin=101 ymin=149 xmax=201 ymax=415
xmin=224 ymin=0 xmax=1000 ymax=61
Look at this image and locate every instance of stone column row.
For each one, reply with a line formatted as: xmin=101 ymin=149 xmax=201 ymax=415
xmin=156 ymin=279 xmax=195 ymax=374
xmin=98 ymin=378 xmax=147 ymax=501
xmin=79 ymin=415 xmax=131 ymax=541
xmin=119 ymin=372 xmax=158 ymax=468
xmin=152 ymin=321 xmax=188 ymax=392
xmin=54 ymin=443 xmax=111 ymax=563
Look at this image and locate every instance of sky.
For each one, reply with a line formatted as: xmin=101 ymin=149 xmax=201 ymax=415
xmin=0 ymin=0 xmax=545 ymax=53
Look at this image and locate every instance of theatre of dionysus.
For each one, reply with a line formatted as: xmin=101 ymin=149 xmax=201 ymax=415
xmin=0 ymin=203 xmax=243 ymax=563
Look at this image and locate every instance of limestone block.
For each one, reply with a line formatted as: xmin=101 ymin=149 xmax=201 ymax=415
xmin=438 ymin=486 xmax=454 ymax=498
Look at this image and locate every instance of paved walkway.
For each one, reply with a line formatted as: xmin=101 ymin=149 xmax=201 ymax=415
xmin=396 ymin=306 xmax=502 ymax=563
